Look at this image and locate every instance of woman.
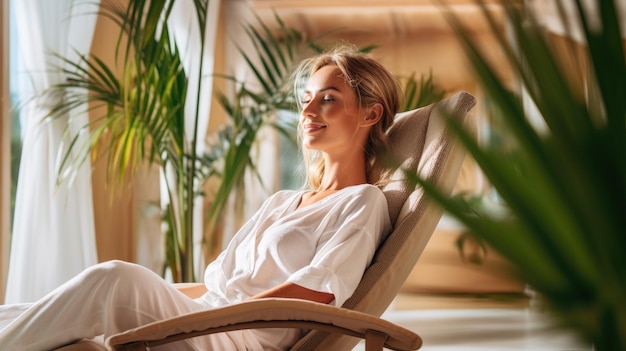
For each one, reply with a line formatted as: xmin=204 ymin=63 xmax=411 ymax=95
xmin=0 ymin=44 xmax=402 ymax=350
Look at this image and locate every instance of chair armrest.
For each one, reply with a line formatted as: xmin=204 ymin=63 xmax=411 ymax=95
xmin=105 ymin=298 xmax=422 ymax=351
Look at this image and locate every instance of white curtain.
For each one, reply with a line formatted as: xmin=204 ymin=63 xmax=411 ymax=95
xmin=6 ymin=0 xmax=100 ymax=303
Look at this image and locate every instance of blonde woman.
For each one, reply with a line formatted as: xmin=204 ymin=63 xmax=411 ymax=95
xmin=0 ymin=44 xmax=402 ymax=351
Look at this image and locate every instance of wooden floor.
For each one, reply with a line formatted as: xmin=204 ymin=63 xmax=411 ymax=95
xmin=354 ymin=293 xmax=590 ymax=350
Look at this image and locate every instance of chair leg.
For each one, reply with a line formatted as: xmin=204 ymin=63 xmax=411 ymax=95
xmin=364 ymin=330 xmax=388 ymax=351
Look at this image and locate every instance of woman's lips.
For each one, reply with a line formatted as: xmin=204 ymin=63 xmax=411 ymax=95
xmin=303 ymin=124 xmax=327 ymax=133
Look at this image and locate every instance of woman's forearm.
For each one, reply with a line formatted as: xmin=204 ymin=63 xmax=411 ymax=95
xmin=251 ymin=282 xmax=335 ymax=304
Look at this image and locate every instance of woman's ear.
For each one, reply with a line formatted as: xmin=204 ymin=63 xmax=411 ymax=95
xmin=360 ymin=103 xmax=383 ymax=127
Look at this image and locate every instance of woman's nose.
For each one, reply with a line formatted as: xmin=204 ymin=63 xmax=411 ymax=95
xmin=301 ymin=101 xmax=317 ymax=118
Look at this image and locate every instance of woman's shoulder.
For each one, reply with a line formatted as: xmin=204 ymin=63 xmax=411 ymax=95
xmin=330 ymin=184 xmax=388 ymax=213
xmin=333 ymin=184 xmax=391 ymax=233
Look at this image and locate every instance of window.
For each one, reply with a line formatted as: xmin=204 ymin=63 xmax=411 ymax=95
xmin=277 ymin=110 xmax=303 ymax=190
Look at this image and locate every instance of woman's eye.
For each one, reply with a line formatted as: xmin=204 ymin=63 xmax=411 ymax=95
xmin=301 ymin=96 xmax=334 ymax=104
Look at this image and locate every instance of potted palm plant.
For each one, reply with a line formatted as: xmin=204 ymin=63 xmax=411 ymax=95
xmin=409 ymin=0 xmax=625 ymax=349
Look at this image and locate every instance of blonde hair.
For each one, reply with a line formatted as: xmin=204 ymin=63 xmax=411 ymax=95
xmin=293 ymin=44 xmax=402 ymax=189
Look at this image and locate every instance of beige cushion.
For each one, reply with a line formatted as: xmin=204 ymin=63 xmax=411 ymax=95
xmin=383 ymin=104 xmax=432 ymax=226
xmin=291 ymin=91 xmax=476 ymax=351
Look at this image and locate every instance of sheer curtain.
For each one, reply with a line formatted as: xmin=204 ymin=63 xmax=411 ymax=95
xmin=6 ymin=0 xmax=100 ymax=303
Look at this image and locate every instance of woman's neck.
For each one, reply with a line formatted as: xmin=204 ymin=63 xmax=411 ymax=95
xmin=317 ymin=155 xmax=368 ymax=191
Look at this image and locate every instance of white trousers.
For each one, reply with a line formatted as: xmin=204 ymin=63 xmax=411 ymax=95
xmin=0 ymin=260 xmax=262 ymax=351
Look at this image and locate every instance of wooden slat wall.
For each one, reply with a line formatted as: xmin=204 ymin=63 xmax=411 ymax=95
xmin=89 ymin=1 xmax=137 ymax=264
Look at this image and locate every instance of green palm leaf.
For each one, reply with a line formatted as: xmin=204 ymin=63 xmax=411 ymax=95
xmin=414 ymin=0 xmax=626 ymax=348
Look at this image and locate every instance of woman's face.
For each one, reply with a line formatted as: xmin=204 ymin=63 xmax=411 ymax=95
xmin=300 ymin=65 xmax=366 ymax=154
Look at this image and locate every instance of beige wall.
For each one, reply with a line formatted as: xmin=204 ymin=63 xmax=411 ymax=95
xmin=0 ymin=0 xmax=10 ymax=303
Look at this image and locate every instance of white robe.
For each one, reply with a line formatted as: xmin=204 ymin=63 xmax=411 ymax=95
xmin=0 ymin=184 xmax=390 ymax=350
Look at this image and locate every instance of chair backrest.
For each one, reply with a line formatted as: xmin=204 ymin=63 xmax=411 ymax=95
xmin=291 ymin=91 xmax=476 ymax=350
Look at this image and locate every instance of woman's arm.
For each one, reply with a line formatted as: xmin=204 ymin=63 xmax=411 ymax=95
xmin=175 ymin=282 xmax=334 ymax=304
xmin=252 ymin=282 xmax=335 ymax=304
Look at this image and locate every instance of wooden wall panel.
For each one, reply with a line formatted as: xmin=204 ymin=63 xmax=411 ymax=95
xmin=0 ymin=0 xmax=10 ymax=304
xmin=89 ymin=2 xmax=137 ymax=264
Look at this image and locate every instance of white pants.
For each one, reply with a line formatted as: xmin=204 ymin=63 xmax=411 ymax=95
xmin=0 ymin=260 xmax=263 ymax=351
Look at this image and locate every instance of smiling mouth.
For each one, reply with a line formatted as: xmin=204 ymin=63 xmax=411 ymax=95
xmin=303 ymin=124 xmax=327 ymax=133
